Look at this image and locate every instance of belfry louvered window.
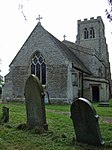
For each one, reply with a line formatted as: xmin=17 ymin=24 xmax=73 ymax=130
xmin=90 ymin=27 xmax=95 ymax=38
xmin=84 ymin=28 xmax=89 ymax=39
xmin=31 ymin=51 xmax=46 ymax=85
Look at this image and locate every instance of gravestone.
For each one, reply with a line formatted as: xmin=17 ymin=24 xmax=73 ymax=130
xmin=1 ymin=106 xmax=9 ymax=123
xmin=24 ymin=74 xmax=48 ymax=130
xmin=44 ymin=91 xmax=51 ymax=104
xmin=70 ymin=98 xmax=104 ymax=146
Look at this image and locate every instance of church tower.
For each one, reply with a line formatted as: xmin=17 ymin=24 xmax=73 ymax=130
xmin=76 ymin=16 xmax=109 ymax=65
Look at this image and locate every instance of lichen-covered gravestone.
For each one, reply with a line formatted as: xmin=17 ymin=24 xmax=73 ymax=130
xmin=70 ymin=98 xmax=104 ymax=146
xmin=24 ymin=75 xmax=48 ymax=130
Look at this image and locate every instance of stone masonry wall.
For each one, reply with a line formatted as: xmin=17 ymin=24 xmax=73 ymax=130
xmin=83 ymin=77 xmax=109 ymax=101
xmin=12 ymin=66 xmax=29 ymax=99
xmin=3 ymin=23 xmax=69 ymax=102
xmin=47 ymin=65 xmax=67 ymax=99
xmin=76 ymin=16 xmax=109 ymax=67
xmin=63 ymin=41 xmax=106 ymax=78
xmin=2 ymin=73 xmax=13 ymax=100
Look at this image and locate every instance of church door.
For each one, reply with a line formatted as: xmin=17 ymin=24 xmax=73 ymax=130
xmin=31 ymin=51 xmax=46 ymax=85
xmin=92 ymin=86 xmax=99 ymax=102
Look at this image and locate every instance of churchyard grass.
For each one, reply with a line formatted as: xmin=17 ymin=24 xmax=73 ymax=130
xmin=0 ymin=100 xmax=112 ymax=150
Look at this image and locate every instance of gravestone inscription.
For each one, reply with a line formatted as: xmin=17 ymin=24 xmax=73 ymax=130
xmin=70 ymin=98 xmax=104 ymax=146
xmin=24 ymin=74 xmax=48 ymax=130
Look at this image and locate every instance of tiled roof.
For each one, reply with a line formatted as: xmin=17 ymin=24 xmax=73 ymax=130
xmin=47 ymin=31 xmax=91 ymax=74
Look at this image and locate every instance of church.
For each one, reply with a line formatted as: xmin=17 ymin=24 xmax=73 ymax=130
xmin=2 ymin=16 xmax=111 ymax=103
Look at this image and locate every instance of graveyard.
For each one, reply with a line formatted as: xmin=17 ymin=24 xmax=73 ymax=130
xmin=0 ymin=73 xmax=112 ymax=150
xmin=0 ymin=99 xmax=112 ymax=150
xmin=0 ymin=1 xmax=112 ymax=149
xmin=1 ymin=15 xmax=111 ymax=149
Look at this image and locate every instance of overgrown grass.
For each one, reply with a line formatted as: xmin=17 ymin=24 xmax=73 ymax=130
xmin=0 ymin=100 xmax=112 ymax=150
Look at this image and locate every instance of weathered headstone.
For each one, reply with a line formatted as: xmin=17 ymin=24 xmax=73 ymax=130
xmin=1 ymin=106 xmax=9 ymax=123
xmin=24 ymin=74 xmax=48 ymax=130
xmin=70 ymin=98 xmax=104 ymax=146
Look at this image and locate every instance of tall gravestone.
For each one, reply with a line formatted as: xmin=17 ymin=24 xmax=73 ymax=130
xmin=24 ymin=74 xmax=48 ymax=130
xmin=70 ymin=98 xmax=104 ymax=146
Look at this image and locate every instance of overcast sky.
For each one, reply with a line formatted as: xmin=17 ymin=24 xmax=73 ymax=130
xmin=0 ymin=0 xmax=112 ymax=76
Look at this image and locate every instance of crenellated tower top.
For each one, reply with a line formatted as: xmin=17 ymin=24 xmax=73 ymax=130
xmin=76 ymin=16 xmax=109 ymax=65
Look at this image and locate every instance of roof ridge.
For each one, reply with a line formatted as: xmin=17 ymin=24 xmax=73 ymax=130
xmin=46 ymin=31 xmax=91 ymax=74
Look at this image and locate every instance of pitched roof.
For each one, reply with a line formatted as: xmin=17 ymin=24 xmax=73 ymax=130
xmin=46 ymin=31 xmax=91 ymax=74
xmin=10 ymin=22 xmax=91 ymax=74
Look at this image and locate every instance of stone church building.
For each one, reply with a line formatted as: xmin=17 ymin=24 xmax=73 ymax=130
xmin=2 ymin=16 xmax=111 ymax=103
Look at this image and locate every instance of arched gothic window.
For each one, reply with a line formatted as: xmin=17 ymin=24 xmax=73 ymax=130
xmin=31 ymin=51 xmax=46 ymax=85
xmin=90 ymin=27 xmax=95 ymax=38
xmin=84 ymin=28 xmax=89 ymax=39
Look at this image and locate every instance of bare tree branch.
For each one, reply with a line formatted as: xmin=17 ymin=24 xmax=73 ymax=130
xmin=18 ymin=0 xmax=29 ymax=21
xmin=106 ymin=0 xmax=112 ymax=21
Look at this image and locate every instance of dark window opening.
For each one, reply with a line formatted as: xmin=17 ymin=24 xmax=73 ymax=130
xmin=84 ymin=28 xmax=89 ymax=39
xmin=36 ymin=63 xmax=40 ymax=80
xmin=42 ymin=63 xmax=46 ymax=85
xmin=90 ymin=27 xmax=95 ymax=38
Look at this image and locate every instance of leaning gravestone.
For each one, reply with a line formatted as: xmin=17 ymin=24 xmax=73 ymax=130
xmin=24 ymin=74 xmax=48 ymax=130
xmin=1 ymin=106 xmax=9 ymax=123
xmin=70 ymin=98 xmax=104 ymax=146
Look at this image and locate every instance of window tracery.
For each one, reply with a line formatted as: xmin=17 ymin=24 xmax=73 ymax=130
xmin=31 ymin=51 xmax=46 ymax=85
xmin=84 ymin=27 xmax=95 ymax=39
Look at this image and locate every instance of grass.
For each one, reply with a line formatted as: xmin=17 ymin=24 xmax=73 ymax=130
xmin=0 ymin=100 xmax=112 ymax=150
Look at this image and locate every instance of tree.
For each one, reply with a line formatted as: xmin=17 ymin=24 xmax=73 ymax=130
xmin=0 ymin=59 xmax=3 ymax=86
xmin=0 ymin=75 xmax=3 ymax=85
xmin=106 ymin=0 xmax=112 ymax=21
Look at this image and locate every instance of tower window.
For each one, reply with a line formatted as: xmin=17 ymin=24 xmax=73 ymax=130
xmin=84 ymin=28 xmax=89 ymax=39
xmin=90 ymin=27 xmax=95 ymax=38
xmin=31 ymin=51 xmax=46 ymax=85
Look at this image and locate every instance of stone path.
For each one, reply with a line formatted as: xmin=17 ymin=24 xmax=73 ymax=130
xmin=100 ymin=117 xmax=112 ymax=124
xmin=46 ymin=109 xmax=112 ymax=124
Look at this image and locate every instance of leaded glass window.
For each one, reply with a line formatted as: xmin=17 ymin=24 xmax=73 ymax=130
xmin=31 ymin=51 xmax=46 ymax=85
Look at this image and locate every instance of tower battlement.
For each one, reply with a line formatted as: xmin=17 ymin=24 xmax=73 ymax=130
xmin=78 ymin=16 xmax=102 ymax=23
xmin=76 ymin=16 xmax=108 ymax=65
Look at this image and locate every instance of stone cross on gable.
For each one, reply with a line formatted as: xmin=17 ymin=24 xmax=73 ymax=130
xmin=36 ymin=15 xmax=43 ymax=22
xmin=63 ymin=34 xmax=66 ymax=40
